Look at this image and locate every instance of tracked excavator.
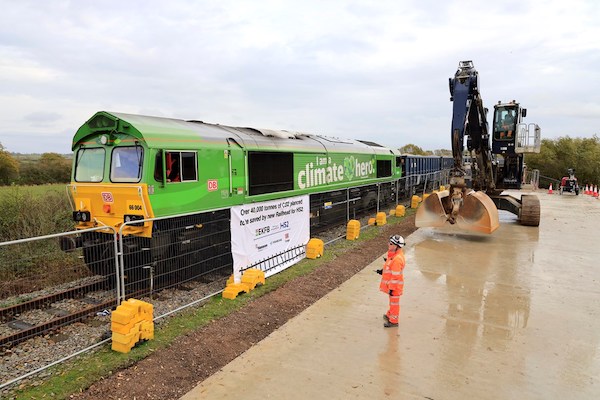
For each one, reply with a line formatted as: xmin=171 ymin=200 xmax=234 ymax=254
xmin=415 ymin=60 xmax=541 ymax=234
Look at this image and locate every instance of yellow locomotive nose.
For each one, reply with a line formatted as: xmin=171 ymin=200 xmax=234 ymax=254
xmin=69 ymin=183 xmax=154 ymax=237
xmin=415 ymin=189 xmax=499 ymax=234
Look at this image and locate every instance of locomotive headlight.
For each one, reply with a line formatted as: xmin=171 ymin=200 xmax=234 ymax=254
xmin=124 ymin=214 xmax=144 ymax=226
xmin=73 ymin=211 xmax=91 ymax=222
xmin=100 ymin=135 xmax=108 ymax=145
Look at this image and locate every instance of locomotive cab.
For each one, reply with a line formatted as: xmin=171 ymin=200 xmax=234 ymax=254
xmin=70 ymin=114 xmax=154 ymax=238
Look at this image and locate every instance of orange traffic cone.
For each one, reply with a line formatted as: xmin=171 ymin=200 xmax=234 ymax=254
xmin=594 ymin=185 xmax=599 ymax=198
xmin=548 ymin=183 xmax=553 ymax=194
xmin=584 ymin=184 xmax=589 ymax=195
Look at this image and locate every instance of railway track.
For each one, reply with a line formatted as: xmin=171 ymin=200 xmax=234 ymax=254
xmin=0 ymin=279 xmax=115 ymax=348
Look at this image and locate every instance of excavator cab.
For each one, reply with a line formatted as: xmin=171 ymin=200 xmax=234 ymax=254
xmin=492 ymin=101 xmax=541 ymax=155
xmin=491 ymin=101 xmax=541 ymax=189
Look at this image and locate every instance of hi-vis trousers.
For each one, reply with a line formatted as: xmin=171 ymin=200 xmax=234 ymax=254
xmin=386 ymin=290 xmax=401 ymax=323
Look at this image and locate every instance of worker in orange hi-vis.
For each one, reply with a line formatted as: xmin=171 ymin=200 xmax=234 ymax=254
xmin=376 ymin=235 xmax=406 ymax=328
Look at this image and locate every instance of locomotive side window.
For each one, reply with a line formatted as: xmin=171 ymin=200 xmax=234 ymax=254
xmin=111 ymin=146 xmax=143 ymax=183
xmin=180 ymin=152 xmax=197 ymax=181
xmin=74 ymin=147 xmax=105 ymax=182
xmin=154 ymin=151 xmax=198 ymax=183
xmin=248 ymin=151 xmax=293 ymax=195
xmin=376 ymin=160 xmax=392 ymax=177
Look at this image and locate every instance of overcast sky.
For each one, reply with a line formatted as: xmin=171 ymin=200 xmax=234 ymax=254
xmin=1 ymin=0 xmax=599 ymax=154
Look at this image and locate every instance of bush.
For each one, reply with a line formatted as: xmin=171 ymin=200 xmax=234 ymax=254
xmin=0 ymin=186 xmax=73 ymax=241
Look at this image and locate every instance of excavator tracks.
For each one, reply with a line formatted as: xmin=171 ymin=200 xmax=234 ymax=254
xmin=519 ymin=194 xmax=540 ymax=226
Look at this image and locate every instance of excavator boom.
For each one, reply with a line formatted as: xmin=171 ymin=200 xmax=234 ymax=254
xmin=416 ymin=61 xmax=500 ymax=234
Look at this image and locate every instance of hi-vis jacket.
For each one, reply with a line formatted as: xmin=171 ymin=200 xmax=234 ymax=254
xmin=379 ymin=249 xmax=405 ymax=294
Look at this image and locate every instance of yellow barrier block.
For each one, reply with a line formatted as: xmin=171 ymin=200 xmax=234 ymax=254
xmin=440 ymin=185 xmax=446 ymax=191
xmin=368 ymin=217 xmax=376 ymax=226
xmin=140 ymin=320 xmax=155 ymax=340
xmin=242 ymin=269 xmax=265 ymax=290
xmin=112 ymin=325 xmax=140 ymax=345
xmin=411 ymin=195 xmax=422 ymax=209
xmin=395 ymin=205 xmax=406 ymax=217
xmin=423 ymin=193 xmax=430 ymax=201
xmin=111 ymin=298 xmax=154 ymax=353
xmin=111 ymin=318 xmax=142 ymax=335
xmin=112 ymin=341 xmax=135 ymax=353
xmin=110 ymin=306 xmax=137 ymax=325
xmin=306 ymin=238 xmax=324 ymax=259
xmin=376 ymin=212 xmax=387 ymax=226
xmin=222 ymin=283 xmax=248 ymax=299
xmin=346 ymin=219 xmax=360 ymax=240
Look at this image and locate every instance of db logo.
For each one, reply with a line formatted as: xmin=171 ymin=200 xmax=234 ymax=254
xmin=207 ymin=179 xmax=218 ymax=192
xmin=101 ymin=192 xmax=114 ymax=203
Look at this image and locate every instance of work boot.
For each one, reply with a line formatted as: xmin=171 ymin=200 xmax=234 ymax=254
xmin=383 ymin=321 xmax=398 ymax=328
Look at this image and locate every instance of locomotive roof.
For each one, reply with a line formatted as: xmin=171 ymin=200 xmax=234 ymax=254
xmin=73 ymin=111 xmax=398 ymax=156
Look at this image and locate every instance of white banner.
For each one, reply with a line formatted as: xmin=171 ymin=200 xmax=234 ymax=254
xmin=231 ymin=195 xmax=310 ymax=283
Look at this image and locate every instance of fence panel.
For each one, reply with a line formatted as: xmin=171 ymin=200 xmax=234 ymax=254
xmin=0 ymin=228 xmax=119 ymax=347
xmin=118 ymin=209 xmax=232 ymax=299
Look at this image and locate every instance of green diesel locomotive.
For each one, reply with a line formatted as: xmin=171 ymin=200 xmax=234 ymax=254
xmin=68 ymin=111 xmax=402 ymax=287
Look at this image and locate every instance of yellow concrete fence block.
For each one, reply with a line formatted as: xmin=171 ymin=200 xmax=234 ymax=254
xmin=222 ymin=283 xmax=247 ymax=300
xmin=110 ymin=306 xmax=137 ymax=326
xmin=139 ymin=320 xmax=155 ymax=340
xmin=423 ymin=193 xmax=430 ymax=201
xmin=368 ymin=217 xmax=376 ymax=226
xmin=411 ymin=195 xmax=422 ymax=209
xmin=375 ymin=212 xmax=387 ymax=226
xmin=440 ymin=185 xmax=446 ymax=191
xmin=226 ymin=274 xmax=234 ymax=285
xmin=111 ymin=341 xmax=135 ymax=354
xmin=111 ymin=318 xmax=141 ymax=335
xmin=306 ymin=238 xmax=324 ymax=259
xmin=395 ymin=205 xmax=406 ymax=217
xmin=241 ymin=269 xmax=265 ymax=291
xmin=346 ymin=219 xmax=360 ymax=240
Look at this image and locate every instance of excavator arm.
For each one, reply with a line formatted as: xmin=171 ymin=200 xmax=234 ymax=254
xmin=416 ymin=61 xmax=500 ymax=234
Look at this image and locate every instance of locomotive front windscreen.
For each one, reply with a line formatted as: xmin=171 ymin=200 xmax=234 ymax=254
xmin=74 ymin=147 xmax=105 ymax=182
xmin=111 ymin=146 xmax=144 ymax=183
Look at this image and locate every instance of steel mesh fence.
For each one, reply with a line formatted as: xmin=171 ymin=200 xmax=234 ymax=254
xmin=0 ymin=228 xmax=119 ymax=347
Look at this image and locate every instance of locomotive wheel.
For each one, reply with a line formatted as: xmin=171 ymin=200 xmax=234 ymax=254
xmin=519 ymin=194 xmax=540 ymax=227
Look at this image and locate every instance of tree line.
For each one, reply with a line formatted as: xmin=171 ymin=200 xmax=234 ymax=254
xmin=525 ymin=135 xmax=600 ymax=186
xmin=0 ymin=142 xmax=71 ymax=185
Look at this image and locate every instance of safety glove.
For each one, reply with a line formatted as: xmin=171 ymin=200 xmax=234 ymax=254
xmin=375 ymin=269 xmax=383 ymax=275
xmin=389 ymin=290 xmax=394 ymax=296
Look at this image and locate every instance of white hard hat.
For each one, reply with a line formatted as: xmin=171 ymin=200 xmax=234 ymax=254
xmin=389 ymin=235 xmax=405 ymax=248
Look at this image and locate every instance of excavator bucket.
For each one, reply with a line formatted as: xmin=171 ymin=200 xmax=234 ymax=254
xmin=455 ymin=191 xmax=500 ymax=234
xmin=415 ymin=190 xmax=450 ymax=228
xmin=415 ymin=190 xmax=500 ymax=234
